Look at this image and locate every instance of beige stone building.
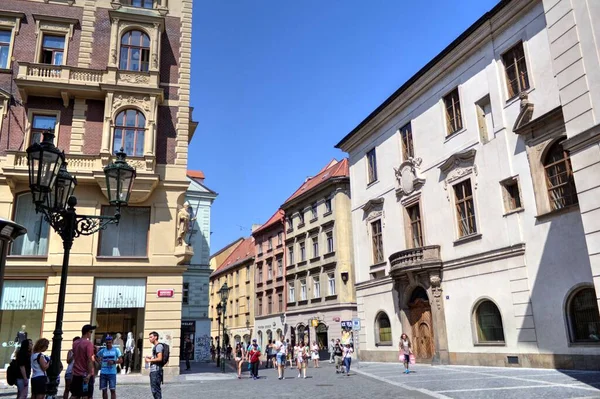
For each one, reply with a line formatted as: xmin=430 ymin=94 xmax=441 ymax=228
xmin=209 ymin=237 xmax=244 ymax=272
xmin=282 ymin=159 xmax=356 ymax=353
xmin=0 ymin=0 xmax=195 ymax=376
xmin=209 ymin=237 xmax=255 ymax=347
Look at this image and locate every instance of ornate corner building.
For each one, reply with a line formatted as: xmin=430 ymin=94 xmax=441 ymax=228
xmin=0 ymin=0 xmax=196 ymax=375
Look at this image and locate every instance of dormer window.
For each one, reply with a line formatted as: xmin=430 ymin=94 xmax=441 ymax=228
xmin=120 ymin=30 xmax=150 ymax=72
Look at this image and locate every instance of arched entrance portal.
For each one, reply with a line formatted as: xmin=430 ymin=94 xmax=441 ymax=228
xmin=316 ymin=323 xmax=329 ymax=359
xmin=408 ymin=286 xmax=435 ymax=360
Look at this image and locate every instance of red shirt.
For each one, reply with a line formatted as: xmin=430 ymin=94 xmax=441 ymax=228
xmin=72 ymin=339 xmax=94 ymax=376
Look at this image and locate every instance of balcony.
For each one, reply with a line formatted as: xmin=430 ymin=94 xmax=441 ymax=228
xmin=389 ymin=245 xmax=442 ymax=277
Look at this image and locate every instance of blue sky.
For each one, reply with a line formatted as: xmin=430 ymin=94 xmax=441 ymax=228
xmin=189 ymin=0 xmax=499 ymax=253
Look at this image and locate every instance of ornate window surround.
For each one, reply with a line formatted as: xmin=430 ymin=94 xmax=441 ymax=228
xmin=0 ymin=11 xmax=24 ymax=71
xmin=25 ymin=108 xmax=62 ymax=149
xmin=32 ymin=15 xmax=77 ymax=66
xmin=0 ymin=88 xmax=9 ymax=135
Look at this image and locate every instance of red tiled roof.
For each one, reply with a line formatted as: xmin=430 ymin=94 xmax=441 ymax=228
xmin=211 ymin=236 xmax=255 ymax=277
xmin=187 ymin=170 xmax=205 ymax=179
xmin=283 ymin=158 xmax=349 ymax=205
xmin=252 ymin=209 xmax=284 ymax=236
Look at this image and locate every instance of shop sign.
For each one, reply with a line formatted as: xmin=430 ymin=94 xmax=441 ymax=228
xmin=181 ymin=320 xmax=195 ymax=328
xmin=157 ymin=289 xmax=174 ymax=298
xmin=341 ymin=320 xmax=352 ymax=329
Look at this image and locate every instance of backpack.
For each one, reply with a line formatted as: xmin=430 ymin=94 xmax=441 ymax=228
xmin=154 ymin=343 xmax=170 ymax=366
xmin=6 ymin=359 xmax=17 ymax=386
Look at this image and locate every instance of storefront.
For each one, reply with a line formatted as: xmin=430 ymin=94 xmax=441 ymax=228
xmin=92 ymin=278 xmax=146 ymax=372
xmin=181 ymin=320 xmax=195 ymax=361
xmin=0 ymin=280 xmax=46 ymax=369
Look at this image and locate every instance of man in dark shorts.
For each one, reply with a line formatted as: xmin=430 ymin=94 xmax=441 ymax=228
xmin=71 ymin=324 xmax=96 ymax=399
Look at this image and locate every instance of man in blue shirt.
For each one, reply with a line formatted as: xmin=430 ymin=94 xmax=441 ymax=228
xmin=96 ymin=335 xmax=123 ymax=399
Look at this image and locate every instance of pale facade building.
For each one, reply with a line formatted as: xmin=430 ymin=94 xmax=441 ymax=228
xmin=282 ymin=159 xmax=357 ymax=354
xmin=336 ymin=0 xmax=600 ymax=368
xmin=181 ymin=170 xmax=217 ymax=362
xmin=0 ymin=0 xmax=195 ymax=375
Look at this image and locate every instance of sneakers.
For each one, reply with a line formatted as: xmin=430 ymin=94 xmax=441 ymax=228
xmin=404 ymin=369 xmax=410 ymax=374
xmin=297 ymin=373 xmax=301 ymax=378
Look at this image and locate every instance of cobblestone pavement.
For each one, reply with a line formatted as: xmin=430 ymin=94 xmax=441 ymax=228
xmin=355 ymin=362 xmax=600 ymax=399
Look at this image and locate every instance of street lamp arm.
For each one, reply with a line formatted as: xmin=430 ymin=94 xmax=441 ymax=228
xmin=37 ymin=202 xmax=121 ymax=239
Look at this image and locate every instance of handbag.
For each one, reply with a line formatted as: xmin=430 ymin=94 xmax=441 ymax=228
xmin=409 ymin=353 xmax=416 ymax=365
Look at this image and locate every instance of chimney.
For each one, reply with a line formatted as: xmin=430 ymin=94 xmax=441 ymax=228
xmin=251 ymin=224 xmax=263 ymax=232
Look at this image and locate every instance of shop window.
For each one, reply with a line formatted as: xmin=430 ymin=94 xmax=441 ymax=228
xmin=474 ymin=300 xmax=505 ymax=343
xmin=0 ymin=30 xmax=11 ymax=69
xmin=119 ymin=30 xmax=150 ymax=72
xmin=40 ymin=35 xmax=65 ymax=65
xmin=375 ymin=312 xmax=392 ymax=345
xmin=544 ymin=139 xmax=578 ymax=210
xmin=567 ymin=287 xmax=600 ymax=343
xmin=0 ymin=280 xmax=46 ymax=368
xmin=114 ymin=109 xmax=145 ymax=157
xmin=98 ymin=207 xmax=150 ymax=257
xmin=11 ymin=193 xmax=50 ymax=256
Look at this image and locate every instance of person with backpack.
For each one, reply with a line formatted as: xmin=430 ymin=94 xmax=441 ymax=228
xmin=145 ymin=331 xmax=169 ymax=399
xmin=64 ymin=337 xmax=80 ymax=399
xmin=10 ymin=339 xmax=32 ymax=399
xmin=30 ymin=338 xmax=50 ymax=399
xmin=333 ymin=339 xmax=344 ymax=374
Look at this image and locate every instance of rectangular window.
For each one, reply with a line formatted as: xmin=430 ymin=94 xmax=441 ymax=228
xmin=371 ymin=219 xmax=384 ymax=263
xmin=267 ymin=262 xmax=273 ymax=280
xmin=278 ymin=293 xmax=283 ymax=312
xmin=257 ymin=297 xmax=262 ymax=316
xmin=99 ymin=207 xmax=150 ymax=256
xmin=502 ymin=42 xmax=530 ymax=99
xmin=31 ymin=114 xmax=57 ymax=145
xmin=288 ymin=246 xmax=294 ymax=264
xmin=277 ymin=232 xmax=283 ymax=245
xmin=300 ymin=279 xmax=307 ymax=300
xmin=400 ymin=123 xmax=414 ymax=160
xmin=122 ymin=0 xmax=153 ymax=8
xmin=328 ymin=273 xmax=336 ymax=296
xmin=268 ymin=295 xmax=273 ymax=314
xmin=325 ymin=198 xmax=332 ymax=214
xmin=11 ymin=193 xmax=50 ymax=256
xmin=288 ymin=283 xmax=295 ymax=302
xmin=182 ymin=283 xmax=189 ymax=305
xmin=286 ymin=217 xmax=293 ymax=231
xmin=407 ymin=204 xmax=423 ymax=248
xmin=313 ymin=276 xmax=320 ymax=299
xmin=326 ymin=231 xmax=334 ymax=253
xmin=41 ymin=35 xmax=65 ymax=65
xmin=312 ymin=236 xmax=319 ymax=258
xmin=268 ymin=237 xmax=272 ymax=250
xmin=299 ymin=211 xmax=305 ymax=225
xmin=246 ymin=265 xmax=250 ymax=282
xmin=235 ymin=270 xmax=240 ymax=285
xmin=258 ymin=267 xmax=263 ymax=283
xmin=277 ymin=258 xmax=283 ymax=276
xmin=257 ymin=242 xmax=262 ymax=255
xmin=311 ymin=203 xmax=318 ymax=219
xmin=0 ymin=30 xmax=11 ymax=69
xmin=300 ymin=242 xmax=306 ymax=261
xmin=501 ymin=177 xmax=522 ymax=212
xmin=476 ymin=95 xmax=492 ymax=144
xmin=444 ymin=88 xmax=463 ymax=135
xmin=454 ymin=180 xmax=477 ymax=237
xmin=367 ymin=148 xmax=378 ymax=184
xmin=236 ymin=299 xmax=239 ymax=315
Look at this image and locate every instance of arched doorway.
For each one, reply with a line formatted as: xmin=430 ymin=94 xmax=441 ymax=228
xmin=234 ymin=335 xmax=241 ymax=345
xmin=276 ymin=328 xmax=282 ymax=340
xmin=316 ymin=323 xmax=328 ymax=358
xmin=242 ymin=334 xmax=250 ymax=346
xmin=266 ymin=329 xmax=273 ymax=343
xmin=258 ymin=330 xmax=263 ymax=347
xmin=297 ymin=324 xmax=306 ymax=344
xmin=408 ymin=286 xmax=434 ymax=360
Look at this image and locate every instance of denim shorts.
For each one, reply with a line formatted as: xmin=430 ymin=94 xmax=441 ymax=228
xmin=100 ymin=373 xmax=117 ymax=390
xmin=276 ymin=353 xmax=285 ymax=365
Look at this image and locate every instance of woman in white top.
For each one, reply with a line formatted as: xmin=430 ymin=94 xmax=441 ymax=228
xmin=311 ymin=341 xmax=320 ymax=368
xmin=399 ymin=333 xmax=412 ymax=374
xmin=295 ymin=342 xmax=307 ymax=379
xmin=342 ymin=344 xmax=354 ymax=376
xmin=30 ymin=338 xmax=50 ymax=399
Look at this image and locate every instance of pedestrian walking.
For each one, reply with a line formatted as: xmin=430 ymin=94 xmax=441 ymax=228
xmin=71 ymin=324 xmax=97 ymax=399
xmin=145 ymin=332 xmax=164 ymax=399
xmin=274 ymin=336 xmax=287 ymax=380
xmin=15 ymin=339 xmax=32 ymax=399
xmin=286 ymin=339 xmax=294 ymax=369
xmin=64 ymin=337 xmax=80 ymax=399
xmin=226 ymin=344 xmax=233 ymax=360
xmin=342 ymin=344 xmax=354 ymax=376
xmin=295 ymin=342 xmax=307 ymax=379
xmin=184 ymin=336 xmax=193 ymax=371
xmin=248 ymin=341 xmax=262 ymax=380
xmin=399 ymin=333 xmax=413 ymax=374
xmin=234 ymin=343 xmax=244 ymax=379
xmin=123 ymin=333 xmax=135 ymax=375
xmin=96 ymin=335 xmax=123 ymax=399
xmin=311 ymin=341 xmax=320 ymax=368
xmin=30 ymin=338 xmax=50 ymax=399
xmin=328 ymin=339 xmax=335 ymax=364
xmin=333 ymin=339 xmax=343 ymax=374
xmin=210 ymin=344 xmax=216 ymax=362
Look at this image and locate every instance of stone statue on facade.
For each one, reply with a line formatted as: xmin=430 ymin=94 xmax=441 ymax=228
xmin=176 ymin=201 xmax=195 ymax=247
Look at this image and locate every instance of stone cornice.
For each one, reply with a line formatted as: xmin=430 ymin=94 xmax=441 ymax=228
xmin=443 ymin=243 xmax=526 ymax=270
xmin=562 ymin=122 xmax=600 ymax=153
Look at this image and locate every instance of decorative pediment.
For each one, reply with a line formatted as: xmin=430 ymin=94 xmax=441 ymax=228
xmin=513 ymin=92 xmax=535 ymax=133
xmin=394 ymin=157 xmax=425 ymax=199
xmin=439 ymin=148 xmax=477 ymax=200
xmin=361 ymin=198 xmax=384 ymax=222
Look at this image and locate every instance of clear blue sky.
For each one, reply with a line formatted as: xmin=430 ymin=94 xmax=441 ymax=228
xmin=189 ymin=0 xmax=499 ymax=253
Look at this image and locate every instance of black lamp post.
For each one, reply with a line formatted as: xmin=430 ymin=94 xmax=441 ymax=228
xmin=25 ymin=130 xmax=136 ymax=398
xmin=218 ymin=282 xmax=229 ymax=372
xmin=216 ymin=303 xmax=222 ymax=367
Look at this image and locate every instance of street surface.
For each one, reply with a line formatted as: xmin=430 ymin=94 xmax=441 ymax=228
xmin=356 ymin=362 xmax=600 ymax=399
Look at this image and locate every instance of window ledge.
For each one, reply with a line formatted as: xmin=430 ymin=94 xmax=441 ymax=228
xmin=286 ymin=263 xmax=296 ymax=269
xmin=324 ymin=251 xmax=336 ymax=259
xmin=474 ymin=342 xmax=506 ymax=347
xmin=323 ymin=211 xmax=332 ymax=217
xmin=276 ymin=244 xmax=283 ymax=249
xmin=503 ymin=207 xmax=524 ymax=217
xmin=367 ymin=179 xmax=379 ymax=189
xmin=535 ymin=203 xmax=579 ymax=221
xmin=375 ymin=342 xmax=392 ymax=347
xmin=298 ymin=223 xmax=306 ymax=229
xmin=310 ymin=256 xmax=321 ymax=263
xmin=444 ymin=127 xmax=467 ymax=142
xmin=311 ymin=297 xmax=322 ymax=303
xmin=96 ymin=256 xmax=149 ymax=261
xmin=504 ymin=87 xmax=535 ymax=108
xmin=297 ymin=299 xmax=308 ymax=305
xmin=7 ymin=255 xmax=48 ymax=260
xmin=369 ymin=261 xmax=387 ymax=270
xmin=568 ymin=341 xmax=600 ymax=347
xmin=310 ymin=217 xmax=318 ymax=223
xmin=325 ymin=294 xmax=337 ymax=300
xmin=453 ymin=233 xmax=482 ymax=246
xmin=0 ymin=68 xmax=12 ymax=74
xmin=297 ymin=260 xmax=307 ymax=267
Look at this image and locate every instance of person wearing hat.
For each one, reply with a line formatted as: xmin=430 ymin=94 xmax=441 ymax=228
xmin=70 ymin=324 xmax=97 ymax=399
xmin=96 ymin=335 xmax=123 ymax=399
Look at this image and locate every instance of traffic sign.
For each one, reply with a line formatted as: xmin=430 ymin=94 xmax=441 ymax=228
xmin=352 ymin=318 xmax=361 ymax=331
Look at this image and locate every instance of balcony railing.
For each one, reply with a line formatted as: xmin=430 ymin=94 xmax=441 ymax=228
xmin=389 ymin=245 xmax=441 ymax=275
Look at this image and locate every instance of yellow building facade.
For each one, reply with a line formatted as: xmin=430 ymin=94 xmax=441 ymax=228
xmin=0 ymin=0 xmax=195 ymax=376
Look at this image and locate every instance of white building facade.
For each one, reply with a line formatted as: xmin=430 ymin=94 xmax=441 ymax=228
xmin=181 ymin=172 xmax=217 ymax=362
xmin=337 ymin=0 xmax=600 ymax=369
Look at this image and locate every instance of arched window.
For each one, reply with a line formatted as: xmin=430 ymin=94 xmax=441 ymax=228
xmin=474 ymin=300 xmax=505 ymax=343
xmin=114 ymin=109 xmax=145 ymax=156
xmin=119 ymin=30 xmax=150 ymax=72
xmin=11 ymin=193 xmax=50 ymax=256
xmin=568 ymin=287 xmax=600 ymax=343
xmin=375 ymin=312 xmax=392 ymax=345
xmin=544 ymin=139 xmax=578 ymax=210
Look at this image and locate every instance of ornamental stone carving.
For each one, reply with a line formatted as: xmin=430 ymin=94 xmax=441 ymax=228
xmin=429 ymin=273 xmax=442 ymax=310
xmin=39 ymin=22 xmax=70 ymax=33
xmin=361 ymin=198 xmax=384 ymax=223
xmin=439 ymin=149 xmax=478 ymax=201
xmin=119 ymin=72 xmax=150 ymax=85
xmin=112 ymin=94 xmax=151 ymax=113
xmin=395 ymin=157 xmax=425 ymax=199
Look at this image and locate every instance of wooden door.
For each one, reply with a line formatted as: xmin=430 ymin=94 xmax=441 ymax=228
xmin=408 ymin=299 xmax=435 ymax=359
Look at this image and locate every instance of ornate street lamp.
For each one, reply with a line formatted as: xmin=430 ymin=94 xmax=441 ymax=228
xmin=26 ymin=130 xmax=136 ymax=398
xmin=219 ymin=282 xmax=229 ymax=372
xmin=216 ymin=303 xmax=222 ymax=368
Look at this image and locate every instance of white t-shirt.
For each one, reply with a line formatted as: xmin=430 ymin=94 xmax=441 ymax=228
xmin=343 ymin=346 xmax=354 ymax=359
xmin=401 ymin=339 xmax=410 ymax=352
xmin=31 ymin=353 xmax=47 ymax=378
xmin=295 ymin=345 xmax=304 ymax=361
xmin=275 ymin=340 xmax=286 ymax=355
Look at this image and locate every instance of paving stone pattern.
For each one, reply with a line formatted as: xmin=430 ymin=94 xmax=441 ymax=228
xmin=355 ymin=362 xmax=600 ymax=399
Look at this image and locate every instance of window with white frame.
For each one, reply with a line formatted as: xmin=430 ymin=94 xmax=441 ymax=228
xmin=267 ymin=262 xmax=273 ymax=280
xmin=268 ymin=237 xmax=272 ymax=250
xmin=288 ymin=245 xmax=294 ymax=264
xmin=325 ymin=198 xmax=332 ymax=214
xmin=367 ymin=148 xmax=378 ymax=184
xmin=277 ymin=258 xmax=283 ymax=276
xmin=300 ymin=279 xmax=307 ymax=300
xmin=444 ymin=88 xmax=463 ymax=135
xmin=40 ymin=34 xmax=65 ymax=65
xmin=326 ymin=231 xmax=334 ymax=253
xmin=312 ymin=236 xmax=319 ymax=258
xmin=0 ymin=30 xmax=11 ymax=69
xmin=313 ymin=276 xmax=320 ymax=299
xmin=311 ymin=203 xmax=318 ymax=219
xmin=371 ymin=219 xmax=384 ymax=263
xmin=114 ymin=109 xmax=145 ymax=157
xmin=277 ymin=232 xmax=283 ymax=245
xmin=299 ymin=241 xmax=306 ymax=261
xmin=288 ymin=282 xmax=295 ymax=302
xmin=328 ymin=273 xmax=336 ymax=296
xmin=30 ymin=114 xmax=57 ymax=145
xmin=119 ymin=30 xmax=150 ymax=72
